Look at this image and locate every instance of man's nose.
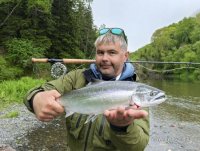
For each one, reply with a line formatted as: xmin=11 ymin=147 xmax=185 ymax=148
xmin=102 ymin=53 xmax=109 ymax=60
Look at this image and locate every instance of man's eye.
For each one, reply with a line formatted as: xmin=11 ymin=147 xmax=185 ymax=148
xmin=109 ymin=51 xmax=116 ymax=55
xmin=97 ymin=51 xmax=104 ymax=55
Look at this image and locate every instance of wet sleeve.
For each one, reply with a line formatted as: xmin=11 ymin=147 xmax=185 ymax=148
xmin=24 ymin=86 xmax=45 ymax=112
xmin=23 ymin=69 xmax=86 ymax=112
xmin=109 ymin=116 xmax=150 ymax=151
xmin=23 ymin=78 xmax=67 ymax=112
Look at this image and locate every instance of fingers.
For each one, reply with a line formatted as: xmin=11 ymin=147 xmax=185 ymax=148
xmin=50 ymin=99 xmax=65 ymax=114
xmin=33 ymin=90 xmax=64 ymax=122
xmin=51 ymin=89 xmax=61 ymax=98
xmin=104 ymin=107 xmax=132 ymax=127
xmin=36 ymin=105 xmax=59 ymax=121
xmin=104 ymin=106 xmax=125 ymax=119
xmin=126 ymin=109 xmax=148 ymax=119
xmin=104 ymin=106 xmax=148 ymax=127
xmin=104 ymin=110 xmax=110 ymax=117
xmin=117 ymin=106 xmax=125 ymax=115
xmin=42 ymin=118 xmax=54 ymax=122
xmin=39 ymin=100 xmax=64 ymax=121
xmin=37 ymin=113 xmax=54 ymax=122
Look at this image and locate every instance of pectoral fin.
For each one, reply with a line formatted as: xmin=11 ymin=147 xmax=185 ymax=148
xmin=84 ymin=114 xmax=98 ymax=124
xmin=65 ymin=111 xmax=74 ymax=118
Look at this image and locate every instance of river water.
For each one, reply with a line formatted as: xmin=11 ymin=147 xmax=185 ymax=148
xmin=145 ymin=80 xmax=200 ymax=151
xmin=16 ymin=80 xmax=200 ymax=151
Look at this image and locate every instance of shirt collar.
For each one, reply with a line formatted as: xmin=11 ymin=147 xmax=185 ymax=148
xmin=115 ymin=73 xmax=122 ymax=80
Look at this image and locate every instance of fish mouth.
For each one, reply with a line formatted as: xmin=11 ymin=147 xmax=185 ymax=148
xmin=155 ymin=95 xmax=165 ymax=100
xmin=152 ymin=92 xmax=166 ymax=103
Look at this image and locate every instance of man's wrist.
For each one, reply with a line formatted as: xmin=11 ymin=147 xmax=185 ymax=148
xmin=29 ymin=90 xmax=44 ymax=112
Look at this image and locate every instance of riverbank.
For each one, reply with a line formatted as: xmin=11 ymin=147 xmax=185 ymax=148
xmin=1 ymin=97 xmax=200 ymax=151
xmin=0 ymin=104 xmax=71 ymax=151
xmin=0 ymin=104 xmax=54 ymax=150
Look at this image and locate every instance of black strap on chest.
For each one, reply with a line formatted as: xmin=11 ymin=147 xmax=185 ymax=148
xmin=83 ymin=68 xmax=136 ymax=83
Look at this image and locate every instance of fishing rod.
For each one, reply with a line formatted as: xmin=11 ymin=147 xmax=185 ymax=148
xmin=32 ymin=58 xmax=96 ymax=64
xmin=127 ymin=61 xmax=200 ymax=65
xmin=32 ymin=58 xmax=96 ymax=79
xmin=32 ymin=58 xmax=200 ymax=65
xmin=32 ymin=58 xmax=200 ymax=78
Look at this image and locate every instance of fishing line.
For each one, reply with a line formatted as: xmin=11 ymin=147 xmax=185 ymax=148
xmin=32 ymin=62 xmax=41 ymax=78
xmin=134 ymin=63 xmax=200 ymax=73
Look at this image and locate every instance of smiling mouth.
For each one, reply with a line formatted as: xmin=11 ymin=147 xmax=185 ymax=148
xmin=100 ymin=65 xmax=111 ymax=69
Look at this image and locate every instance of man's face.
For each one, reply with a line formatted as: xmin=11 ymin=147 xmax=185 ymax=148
xmin=95 ymin=42 xmax=129 ymax=78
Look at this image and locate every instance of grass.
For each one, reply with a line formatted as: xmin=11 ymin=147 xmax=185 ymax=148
xmin=0 ymin=111 xmax=19 ymax=118
xmin=0 ymin=77 xmax=45 ymax=110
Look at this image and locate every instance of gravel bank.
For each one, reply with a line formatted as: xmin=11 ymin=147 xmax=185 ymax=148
xmin=0 ymin=104 xmax=49 ymax=150
xmin=1 ymin=103 xmax=200 ymax=151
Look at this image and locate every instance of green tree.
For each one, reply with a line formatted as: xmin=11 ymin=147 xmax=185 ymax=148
xmin=5 ymin=38 xmax=45 ymax=69
xmin=0 ymin=0 xmax=96 ymax=80
xmin=0 ymin=56 xmax=23 ymax=81
xmin=130 ymin=14 xmax=200 ymax=80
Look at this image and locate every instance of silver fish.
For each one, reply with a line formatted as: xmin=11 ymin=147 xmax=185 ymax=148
xmin=59 ymin=81 xmax=166 ymax=115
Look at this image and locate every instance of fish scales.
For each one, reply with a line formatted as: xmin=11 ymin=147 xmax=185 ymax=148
xmin=60 ymin=81 xmax=166 ymax=115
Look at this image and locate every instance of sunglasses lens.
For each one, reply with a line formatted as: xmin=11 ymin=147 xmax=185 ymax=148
xmin=98 ymin=28 xmax=127 ymax=43
xmin=111 ymin=28 xmax=123 ymax=35
xmin=99 ymin=28 xmax=109 ymax=35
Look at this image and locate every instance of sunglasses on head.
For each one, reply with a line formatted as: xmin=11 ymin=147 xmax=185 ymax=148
xmin=99 ymin=28 xmax=128 ymax=44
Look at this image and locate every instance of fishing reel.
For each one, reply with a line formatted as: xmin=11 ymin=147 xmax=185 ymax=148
xmin=51 ymin=62 xmax=67 ymax=79
xmin=32 ymin=58 xmax=95 ymax=79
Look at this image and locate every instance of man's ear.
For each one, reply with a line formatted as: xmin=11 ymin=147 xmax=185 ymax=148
xmin=125 ymin=51 xmax=129 ymax=60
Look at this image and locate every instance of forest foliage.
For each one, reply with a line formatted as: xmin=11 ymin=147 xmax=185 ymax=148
xmin=0 ymin=0 xmax=97 ymax=81
xmin=130 ymin=13 xmax=200 ymax=80
xmin=1 ymin=0 xmax=200 ymax=81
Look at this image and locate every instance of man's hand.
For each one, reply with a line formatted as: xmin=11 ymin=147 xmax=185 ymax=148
xmin=33 ymin=90 xmax=65 ymax=122
xmin=104 ymin=105 xmax=148 ymax=127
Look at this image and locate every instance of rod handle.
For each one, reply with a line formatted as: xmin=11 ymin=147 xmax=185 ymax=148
xmin=32 ymin=58 xmax=49 ymax=63
xmin=31 ymin=58 xmax=96 ymax=64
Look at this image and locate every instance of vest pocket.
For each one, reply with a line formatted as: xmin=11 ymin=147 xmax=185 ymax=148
xmin=66 ymin=113 xmax=87 ymax=140
xmin=92 ymin=115 xmax=116 ymax=150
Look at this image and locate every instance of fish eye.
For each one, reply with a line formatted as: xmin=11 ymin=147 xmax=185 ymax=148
xmin=150 ymin=91 xmax=158 ymax=96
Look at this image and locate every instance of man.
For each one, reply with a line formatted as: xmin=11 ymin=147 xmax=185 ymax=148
xmin=24 ymin=28 xmax=149 ymax=151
